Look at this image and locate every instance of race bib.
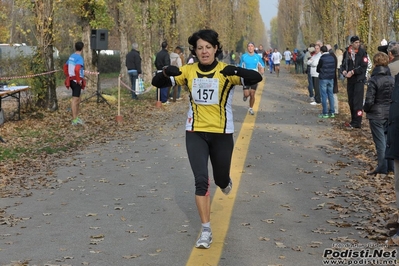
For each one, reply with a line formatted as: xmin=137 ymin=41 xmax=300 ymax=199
xmin=192 ymin=78 xmax=219 ymax=105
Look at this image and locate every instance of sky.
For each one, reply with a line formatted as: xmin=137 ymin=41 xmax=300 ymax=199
xmin=259 ymin=0 xmax=278 ymax=30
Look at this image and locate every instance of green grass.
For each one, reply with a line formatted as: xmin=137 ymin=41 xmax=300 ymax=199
xmin=37 ymin=146 xmax=69 ymax=154
xmin=0 ymin=147 xmax=29 ymax=161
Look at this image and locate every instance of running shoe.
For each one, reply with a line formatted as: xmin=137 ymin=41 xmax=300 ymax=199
xmin=318 ymin=114 xmax=329 ymax=119
xmin=248 ymin=108 xmax=254 ymax=115
xmin=71 ymin=117 xmax=84 ymax=125
xmin=195 ymin=228 xmax=213 ymax=249
xmin=310 ymin=101 xmax=317 ymax=105
xmin=221 ymin=179 xmax=233 ymax=195
xmin=243 ymin=96 xmax=248 ymax=102
xmin=75 ymin=117 xmax=84 ymax=124
xmin=329 ymin=113 xmax=335 ymax=118
xmin=343 ymin=122 xmax=353 ymax=129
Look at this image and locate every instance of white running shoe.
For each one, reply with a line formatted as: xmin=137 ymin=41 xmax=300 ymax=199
xmin=221 ymin=179 xmax=233 ymax=195
xmin=195 ymin=229 xmax=213 ymax=249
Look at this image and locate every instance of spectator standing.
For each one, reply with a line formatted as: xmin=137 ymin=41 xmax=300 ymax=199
xmin=169 ymin=46 xmax=183 ymax=101
xmin=64 ymin=41 xmax=85 ymax=125
xmin=151 ymin=29 xmax=262 ymax=249
xmin=326 ymin=44 xmax=339 ymax=115
xmin=316 ymin=45 xmax=335 ymax=118
xmin=292 ymin=49 xmax=297 ymax=73
xmin=271 ymin=48 xmax=282 ymax=77
xmin=125 ymin=42 xmax=142 ymax=100
xmin=155 ymin=41 xmax=171 ymax=104
xmin=297 ymin=50 xmax=305 ymax=74
xmin=307 ymin=44 xmax=322 ymax=105
xmin=385 ymin=66 xmax=399 ymax=246
xmin=363 ymin=52 xmax=394 ymax=175
xmin=388 ymin=42 xmax=399 ymax=77
xmin=304 ymin=45 xmax=316 ymax=102
xmin=239 ymin=42 xmax=265 ymax=115
xmin=340 ymin=36 xmax=369 ymax=129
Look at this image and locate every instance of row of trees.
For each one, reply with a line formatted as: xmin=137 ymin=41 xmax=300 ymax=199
xmin=2 ymin=0 xmax=399 ymax=111
xmin=1 ymin=0 xmax=266 ymax=111
xmin=275 ymin=0 xmax=399 ymax=54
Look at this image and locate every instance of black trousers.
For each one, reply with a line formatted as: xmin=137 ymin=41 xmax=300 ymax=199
xmin=186 ymin=131 xmax=233 ymax=196
xmin=347 ymin=81 xmax=365 ymax=128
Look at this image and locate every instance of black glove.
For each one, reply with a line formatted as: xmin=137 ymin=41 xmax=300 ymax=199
xmin=220 ymin=65 xmax=240 ymax=76
xmin=164 ymin=66 xmax=182 ymax=76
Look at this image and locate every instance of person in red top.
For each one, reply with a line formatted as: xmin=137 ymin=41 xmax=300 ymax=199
xmin=63 ymin=41 xmax=85 ymax=125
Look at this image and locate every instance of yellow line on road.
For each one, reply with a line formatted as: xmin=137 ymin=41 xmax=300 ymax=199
xmin=186 ymin=79 xmax=265 ymax=266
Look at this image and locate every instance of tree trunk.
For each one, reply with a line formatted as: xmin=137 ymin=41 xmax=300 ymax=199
xmin=44 ymin=45 xmax=57 ymax=111
xmin=141 ymin=0 xmax=153 ymax=84
xmin=82 ymin=22 xmax=98 ymax=92
xmin=33 ymin=0 xmax=58 ymax=111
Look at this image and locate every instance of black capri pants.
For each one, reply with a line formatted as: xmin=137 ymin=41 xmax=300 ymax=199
xmin=186 ymin=131 xmax=234 ymax=196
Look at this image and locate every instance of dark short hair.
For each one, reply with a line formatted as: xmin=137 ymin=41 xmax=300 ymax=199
xmin=75 ymin=41 xmax=84 ymax=51
xmin=188 ymin=29 xmax=223 ymax=57
xmin=161 ymin=41 xmax=168 ymax=49
xmin=320 ymin=46 xmax=328 ymax=53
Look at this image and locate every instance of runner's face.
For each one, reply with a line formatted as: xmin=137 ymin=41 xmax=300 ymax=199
xmin=196 ymin=39 xmax=217 ymax=65
xmin=247 ymin=44 xmax=255 ymax=53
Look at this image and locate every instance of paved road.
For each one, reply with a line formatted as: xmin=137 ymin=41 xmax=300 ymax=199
xmin=0 ymin=69 xmax=381 ymax=266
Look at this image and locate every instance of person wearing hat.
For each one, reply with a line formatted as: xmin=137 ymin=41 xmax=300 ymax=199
xmin=304 ymin=44 xmax=316 ymax=102
xmin=339 ymin=35 xmax=369 ymax=129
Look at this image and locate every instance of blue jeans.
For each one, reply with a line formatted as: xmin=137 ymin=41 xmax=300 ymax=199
xmin=160 ymin=87 xmax=169 ymax=103
xmin=369 ymin=119 xmax=394 ymax=173
xmin=128 ymin=70 xmax=138 ymax=99
xmin=319 ymin=79 xmax=335 ymax=115
xmin=307 ymin=67 xmax=314 ymax=98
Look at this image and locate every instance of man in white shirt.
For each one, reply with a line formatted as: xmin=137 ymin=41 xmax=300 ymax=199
xmin=271 ymin=48 xmax=283 ymax=77
xmin=283 ymin=48 xmax=292 ymax=70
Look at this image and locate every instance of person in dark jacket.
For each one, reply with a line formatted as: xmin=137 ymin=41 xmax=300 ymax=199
xmin=340 ymin=36 xmax=369 ymax=129
xmin=327 ymin=44 xmax=339 ymax=114
xmin=154 ymin=41 xmax=171 ymax=103
xmin=363 ymin=52 xmax=394 ymax=175
xmin=316 ymin=45 xmax=336 ymax=118
xmin=385 ymin=70 xmax=399 ymax=245
xmin=125 ymin=43 xmax=142 ymax=99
